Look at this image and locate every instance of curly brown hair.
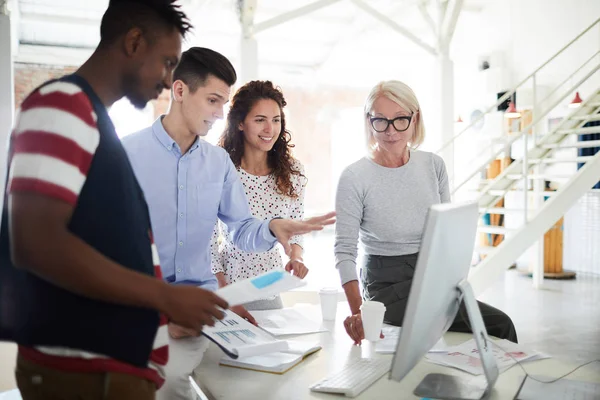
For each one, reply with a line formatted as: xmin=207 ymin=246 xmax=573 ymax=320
xmin=218 ymin=80 xmax=304 ymax=198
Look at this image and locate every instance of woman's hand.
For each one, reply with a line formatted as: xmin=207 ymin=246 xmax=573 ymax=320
xmin=344 ymin=314 xmax=365 ymax=345
xmin=285 ymin=259 xmax=309 ymax=279
xmin=343 ymin=313 xmax=385 ymax=345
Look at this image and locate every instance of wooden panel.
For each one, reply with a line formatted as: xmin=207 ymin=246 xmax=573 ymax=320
xmin=480 ymin=158 xmax=513 ymax=249
xmin=544 ymin=217 xmax=564 ymax=273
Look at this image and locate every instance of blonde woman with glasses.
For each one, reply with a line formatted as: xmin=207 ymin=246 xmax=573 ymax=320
xmin=335 ymin=80 xmax=517 ymax=345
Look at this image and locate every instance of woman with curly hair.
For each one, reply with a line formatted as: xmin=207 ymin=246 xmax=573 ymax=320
xmin=211 ymin=80 xmax=308 ymax=317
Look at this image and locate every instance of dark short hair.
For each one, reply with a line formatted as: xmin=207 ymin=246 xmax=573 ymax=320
xmin=99 ymin=0 xmax=192 ymax=47
xmin=172 ymin=47 xmax=237 ymax=92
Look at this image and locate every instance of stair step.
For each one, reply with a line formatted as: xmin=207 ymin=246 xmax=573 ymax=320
xmin=479 ymin=207 xmax=523 ymax=214
xmin=557 ymin=126 xmax=600 ymax=135
xmin=475 ymin=245 xmax=496 ymax=255
xmin=506 ymin=174 xmax=572 ymax=180
xmin=529 ymin=156 xmax=592 ymax=164
xmin=541 ymin=139 xmax=600 ymax=149
xmin=570 ymin=114 xmax=600 ymax=122
xmin=487 ymin=189 xmax=557 ymax=197
xmin=478 ymin=225 xmax=511 ymax=235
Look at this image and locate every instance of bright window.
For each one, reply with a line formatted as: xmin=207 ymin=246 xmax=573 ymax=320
xmin=109 ymin=99 xmax=155 ymax=139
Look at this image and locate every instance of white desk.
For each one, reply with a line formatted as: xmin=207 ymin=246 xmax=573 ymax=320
xmin=195 ymin=305 xmax=600 ymax=400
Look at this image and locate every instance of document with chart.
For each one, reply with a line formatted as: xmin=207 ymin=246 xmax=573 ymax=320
xmin=215 ymin=268 xmax=306 ymax=307
xmin=202 ymin=309 xmax=289 ymax=359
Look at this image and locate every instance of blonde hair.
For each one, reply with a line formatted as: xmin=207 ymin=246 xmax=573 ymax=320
xmin=363 ymin=80 xmax=425 ymax=154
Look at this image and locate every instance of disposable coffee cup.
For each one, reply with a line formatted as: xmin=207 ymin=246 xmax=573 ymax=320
xmin=360 ymin=300 xmax=386 ymax=341
xmin=319 ymin=287 xmax=338 ymax=320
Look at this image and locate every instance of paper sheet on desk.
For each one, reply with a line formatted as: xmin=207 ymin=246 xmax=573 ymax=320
xmin=216 ymin=268 xmax=306 ymax=307
xmin=425 ymin=339 xmax=549 ymax=375
xmin=251 ymin=307 xmax=328 ymax=336
xmin=375 ymin=326 xmax=448 ymax=354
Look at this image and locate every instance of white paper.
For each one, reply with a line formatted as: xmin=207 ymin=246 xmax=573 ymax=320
xmin=375 ymin=326 xmax=448 ymax=354
xmin=251 ymin=307 xmax=328 ymax=336
xmin=425 ymin=338 xmax=549 ymax=375
xmin=375 ymin=326 xmax=401 ymax=354
xmin=222 ymin=352 xmax=302 ymax=371
xmin=430 ymin=336 xmax=449 ymax=353
xmin=216 ymin=268 xmax=306 ymax=307
xmin=284 ymin=340 xmax=321 ymax=355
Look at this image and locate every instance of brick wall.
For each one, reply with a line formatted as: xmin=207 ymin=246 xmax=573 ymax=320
xmin=14 ymin=63 xmax=78 ymax=108
xmin=14 ymin=62 xmax=169 ymax=114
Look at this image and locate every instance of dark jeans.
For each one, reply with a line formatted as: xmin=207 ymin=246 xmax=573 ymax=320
xmin=361 ymin=253 xmax=518 ymax=343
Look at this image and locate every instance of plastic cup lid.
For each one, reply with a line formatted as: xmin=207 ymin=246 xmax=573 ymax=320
xmin=319 ymin=287 xmax=338 ymax=294
xmin=361 ymin=300 xmax=385 ymax=309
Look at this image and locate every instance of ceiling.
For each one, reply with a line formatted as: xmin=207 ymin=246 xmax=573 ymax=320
xmin=10 ymin=0 xmax=492 ymax=86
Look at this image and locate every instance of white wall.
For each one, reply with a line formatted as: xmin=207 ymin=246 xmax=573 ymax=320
xmin=564 ymin=191 xmax=600 ymax=275
xmin=452 ymin=0 xmax=600 ymax=121
xmin=0 ymin=343 xmax=17 ymax=391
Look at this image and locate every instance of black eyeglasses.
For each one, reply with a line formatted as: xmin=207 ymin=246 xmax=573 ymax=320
xmin=368 ymin=113 xmax=414 ymax=132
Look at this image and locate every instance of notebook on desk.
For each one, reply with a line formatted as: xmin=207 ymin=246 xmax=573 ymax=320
xmin=219 ymin=340 xmax=321 ymax=374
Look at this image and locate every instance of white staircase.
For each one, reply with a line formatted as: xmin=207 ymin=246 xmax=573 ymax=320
xmin=438 ymin=18 xmax=600 ymax=296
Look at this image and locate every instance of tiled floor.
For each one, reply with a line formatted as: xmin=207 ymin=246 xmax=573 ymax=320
xmin=479 ymin=269 xmax=600 ymax=367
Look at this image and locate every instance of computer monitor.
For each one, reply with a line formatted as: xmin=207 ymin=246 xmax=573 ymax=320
xmin=389 ymin=202 xmax=499 ymax=400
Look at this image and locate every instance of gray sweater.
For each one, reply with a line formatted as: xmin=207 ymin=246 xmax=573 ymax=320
xmin=334 ymin=150 xmax=450 ymax=285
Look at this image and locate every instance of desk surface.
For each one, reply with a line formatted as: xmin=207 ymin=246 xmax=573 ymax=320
xmin=195 ymin=305 xmax=599 ymax=400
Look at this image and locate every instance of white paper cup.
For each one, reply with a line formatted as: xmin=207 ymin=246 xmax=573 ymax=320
xmin=360 ymin=300 xmax=386 ymax=341
xmin=319 ymin=287 xmax=338 ymax=320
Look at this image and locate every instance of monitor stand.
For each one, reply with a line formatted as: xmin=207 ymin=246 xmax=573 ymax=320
xmin=413 ymin=279 xmax=500 ymax=400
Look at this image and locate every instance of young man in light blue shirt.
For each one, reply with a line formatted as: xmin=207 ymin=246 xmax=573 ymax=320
xmin=122 ymin=47 xmax=334 ymax=400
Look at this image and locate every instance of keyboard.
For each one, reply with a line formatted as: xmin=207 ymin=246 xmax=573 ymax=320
xmin=310 ymin=358 xmax=392 ymax=398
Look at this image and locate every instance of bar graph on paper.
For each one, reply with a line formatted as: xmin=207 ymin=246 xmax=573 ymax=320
xmin=202 ymin=309 xmax=291 ymax=359
xmin=218 ymin=318 xmax=241 ymax=328
xmin=215 ymin=329 xmax=258 ymax=345
xmin=203 ymin=309 xmax=274 ymax=348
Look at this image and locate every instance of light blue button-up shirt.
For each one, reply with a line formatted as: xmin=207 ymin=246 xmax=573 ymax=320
xmin=122 ymin=117 xmax=277 ymax=290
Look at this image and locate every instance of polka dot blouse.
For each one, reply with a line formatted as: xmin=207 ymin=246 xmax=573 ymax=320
xmin=211 ymin=160 xmax=307 ymax=284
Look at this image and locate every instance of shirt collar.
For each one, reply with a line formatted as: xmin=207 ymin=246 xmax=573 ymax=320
xmin=152 ymin=116 xmax=201 ymax=154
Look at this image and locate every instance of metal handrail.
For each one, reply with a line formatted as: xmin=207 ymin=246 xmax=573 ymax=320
xmin=451 ymin=50 xmax=600 ymax=193
xmin=436 ymin=17 xmax=600 ymax=156
xmin=452 ymin=60 xmax=600 ymax=196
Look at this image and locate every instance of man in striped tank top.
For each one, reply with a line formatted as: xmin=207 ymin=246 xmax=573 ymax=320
xmin=0 ymin=1 xmax=228 ymax=399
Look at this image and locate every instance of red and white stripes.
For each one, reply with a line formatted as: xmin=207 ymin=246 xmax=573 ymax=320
xmin=8 ymin=81 xmax=99 ymax=205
